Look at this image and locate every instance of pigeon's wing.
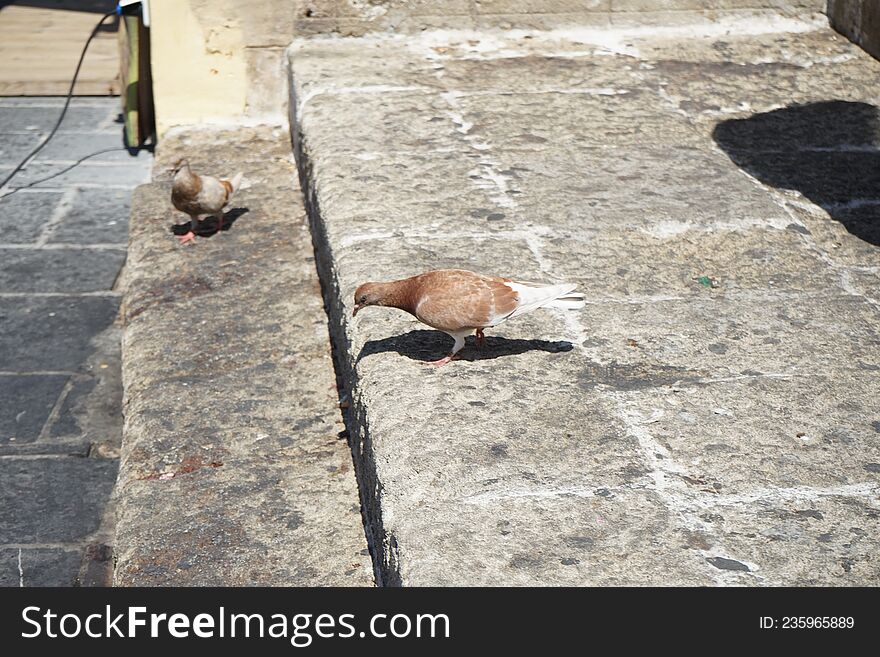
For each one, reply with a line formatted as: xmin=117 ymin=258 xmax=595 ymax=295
xmin=195 ymin=175 xmax=231 ymax=214
xmin=171 ymin=175 xmax=203 ymax=215
xmin=413 ymin=270 xmax=519 ymax=332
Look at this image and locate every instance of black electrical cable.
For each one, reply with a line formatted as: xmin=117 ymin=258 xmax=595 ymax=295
xmin=1 ymin=147 xmax=125 ymax=198
xmin=0 ymin=9 xmax=118 ymax=194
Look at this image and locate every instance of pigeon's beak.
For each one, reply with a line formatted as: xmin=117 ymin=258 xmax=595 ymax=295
xmin=167 ymin=159 xmax=186 ymax=175
xmin=352 ymin=304 xmax=362 ymax=317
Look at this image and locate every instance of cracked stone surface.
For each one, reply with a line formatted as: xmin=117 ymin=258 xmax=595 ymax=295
xmin=290 ymin=14 xmax=880 ymax=584
xmin=114 ymin=128 xmax=373 ymax=586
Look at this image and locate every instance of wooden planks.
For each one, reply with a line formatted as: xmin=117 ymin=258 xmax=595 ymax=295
xmin=0 ymin=4 xmax=120 ymax=96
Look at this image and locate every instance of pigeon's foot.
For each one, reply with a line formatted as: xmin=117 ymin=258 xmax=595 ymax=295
xmin=176 ymin=231 xmax=196 ymax=245
xmin=425 ymin=353 xmax=458 ymax=367
xmin=475 ymin=328 xmax=486 ymax=348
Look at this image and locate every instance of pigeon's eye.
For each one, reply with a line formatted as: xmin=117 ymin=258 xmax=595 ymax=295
xmin=359 ymin=295 xmax=367 ymax=304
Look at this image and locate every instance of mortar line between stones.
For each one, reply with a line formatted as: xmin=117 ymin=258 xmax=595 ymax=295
xmin=290 ymin=15 xmax=825 ymax=58
xmin=24 ymin=159 xmax=140 ymax=168
xmin=0 ymin=130 xmax=124 ymax=136
xmin=3 ymin=542 xmax=91 ymax=550
xmin=2 ymin=184 xmax=137 ymax=194
xmin=513 ymin=213 xmax=593 ymax=352
xmin=609 ymin=393 xmax=759 ymax=585
xmin=17 ymin=549 xmax=23 ymax=587
xmin=0 ymin=100 xmax=116 ymax=107
xmin=36 ymin=376 xmax=76 ymax=442
xmin=0 ymin=243 xmax=127 ymax=251
xmin=775 ymin=199 xmax=880 ymax=311
xmin=0 ymin=291 xmax=121 ymax=298
xmin=334 ymin=220 xmax=864 ymax=249
xmin=0 ymin=453 xmax=91 ymax=460
xmin=0 ymin=371 xmax=78 ymax=376
xmin=35 ymin=187 xmax=76 ymax=246
xmin=464 ymin=480 xmax=880 ymax=508
xmin=438 ymin=88 xmax=518 ymax=209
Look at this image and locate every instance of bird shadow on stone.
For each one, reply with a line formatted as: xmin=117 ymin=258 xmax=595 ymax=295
xmin=170 ymin=207 xmax=250 ymax=238
xmin=357 ymin=329 xmax=573 ymax=364
xmin=713 ymin=100 xmax=880 ymax=246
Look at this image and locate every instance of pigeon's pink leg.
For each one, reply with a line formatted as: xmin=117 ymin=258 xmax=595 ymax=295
xmin=176 ymin=217 xmax=197 ymax=245
xmin=475 ymin=328 xmax=486 ymax=348
xmin=424 ymin=332 xmax=466 ymax=367
xmin=425 ymin=353 xmax=458 ymax=367
xmin=176 ymin=231 xmax=196 ymax=245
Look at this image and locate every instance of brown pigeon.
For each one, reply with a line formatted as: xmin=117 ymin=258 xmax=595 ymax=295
xmin=353 ymin=268 xmax=585 ymax=366
xmin=170 ymin=158 xmax=243 ymax=245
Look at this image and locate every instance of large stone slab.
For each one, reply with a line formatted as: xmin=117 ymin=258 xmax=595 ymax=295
xmin=0 ymin=191 xmax=63 ymax=244
xmin=48 ymin=188 xmax=133 ymax=245
xmin=0 ymin=375 xmax=67 ymax=445
xmin=0 ymin=457 xmax=117 ymax=544
xmin=0 ymin=297 xmax=120 ymax=372
xmin=0 ymin=548 xmax=83 ymax=588
xmin=290 ymin=16 xmax=880 ymax=584
xmin=115 ymin=128 xmax=373 ymax=586
xmin=0 ymin=250 xmax=126 ymax=293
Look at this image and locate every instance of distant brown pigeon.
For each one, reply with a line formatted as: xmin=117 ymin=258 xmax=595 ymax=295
xmin=170 ymin=158 xmax=243 ymax=245
xmin=353 ymin=269 xmax=585 ymax=366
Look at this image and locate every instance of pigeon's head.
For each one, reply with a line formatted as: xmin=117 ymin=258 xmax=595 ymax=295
xmin=352 ymin=282 xmax=386 ymax=316
xmin=169 ymin=158 xmax=190 ymax=176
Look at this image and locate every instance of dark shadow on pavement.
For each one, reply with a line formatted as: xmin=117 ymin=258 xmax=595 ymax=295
xmin=713 ymin=100 xmax=880 ymax=246
xmin=170 ymin=207 xmax=249 ymax=238
xmin=357 ymin=328 xmax=573 ymax=364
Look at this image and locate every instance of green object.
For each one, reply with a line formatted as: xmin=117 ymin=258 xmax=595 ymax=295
xmin=698 ymin=276 xmax=712 ymax=287
xmin=118 ymin=9 xmax=155 ymax=149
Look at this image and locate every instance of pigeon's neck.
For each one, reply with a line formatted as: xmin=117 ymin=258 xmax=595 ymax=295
xmin=172 ymin=166 xmax=199 ymax=193
xmin=378 ymin=280 xmax=418 ymax=315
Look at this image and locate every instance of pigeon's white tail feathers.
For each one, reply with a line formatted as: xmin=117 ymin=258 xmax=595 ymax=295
xmin=545 ymin=293 xmax=586 ymax=310
xmin=228 ymin=172 xmax=244 ymax=194
xmin=506 ymin=281 xmax=582 ymax=320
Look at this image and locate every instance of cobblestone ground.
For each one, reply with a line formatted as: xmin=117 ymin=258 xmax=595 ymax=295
xmin=0 ymin=97 xmax=150 ymax=586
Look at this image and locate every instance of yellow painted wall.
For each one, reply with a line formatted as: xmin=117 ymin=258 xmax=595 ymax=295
xmin=150 ymin=0 xmax=248 ymax=136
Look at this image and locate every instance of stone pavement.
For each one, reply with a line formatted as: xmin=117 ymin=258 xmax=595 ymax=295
xmin=114 ymin=128 xmax=372 ymax=585
xmin=290 ymin=14 xmax=880 ymax=585
xmin=0 ymin=97 xmax=150 ymax=586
